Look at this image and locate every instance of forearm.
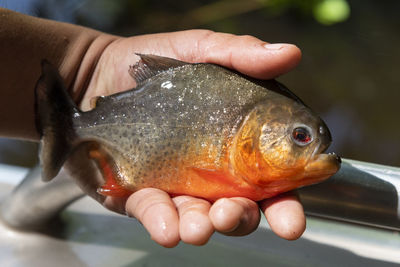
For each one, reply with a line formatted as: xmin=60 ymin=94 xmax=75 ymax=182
xmin=0 ymin=8 xmax=117 ymax=140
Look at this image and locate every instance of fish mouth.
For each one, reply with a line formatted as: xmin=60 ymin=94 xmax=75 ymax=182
xmin=304 ymin=152 xmax=341 ymax=180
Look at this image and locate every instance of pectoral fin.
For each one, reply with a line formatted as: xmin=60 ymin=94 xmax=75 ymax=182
xmin=190 ymin=167 xmax=235 ymax=186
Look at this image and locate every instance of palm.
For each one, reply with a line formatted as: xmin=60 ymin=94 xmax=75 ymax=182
xmin=80 ymin=30 xmax=305 ymax=247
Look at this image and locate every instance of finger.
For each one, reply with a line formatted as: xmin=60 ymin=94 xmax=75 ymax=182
xmin=103 ymin=195 xmax=128 ymax=214
xmin=260 ymin=192 xmax=306 ymax=240
xmin=128 ymin=30 xmax=301 ymax=79
xmin=209 ymin=197 xmax=260 ymax=236
xmin=119 ymin=30 xmax=301 ymax=81
xmin=125 ymin=188 xmax=180 ymax=248
xmin=179 ymin=30 xmax=302 ymax=79
xmin=172 ymin=196 xmax=214 ymax=246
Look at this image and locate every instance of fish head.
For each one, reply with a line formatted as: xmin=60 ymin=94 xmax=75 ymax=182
xmin=231 ymin=96 xmax=340 ymax=190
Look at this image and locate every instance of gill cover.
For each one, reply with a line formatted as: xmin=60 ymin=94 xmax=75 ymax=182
xmin=231 ymin=98 xmax=323 ymax=185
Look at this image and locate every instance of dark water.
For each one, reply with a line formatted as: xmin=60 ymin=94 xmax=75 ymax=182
xmin=1 ymin=0 xmax=399 ymax=167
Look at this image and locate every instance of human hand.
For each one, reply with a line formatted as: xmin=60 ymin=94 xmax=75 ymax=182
xmin=77 ymin=30 xmax=304 ymax=247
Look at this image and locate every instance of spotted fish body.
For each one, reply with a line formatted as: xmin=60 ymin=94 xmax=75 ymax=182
xmin=36 ymin=55 xmax=340 ymax=201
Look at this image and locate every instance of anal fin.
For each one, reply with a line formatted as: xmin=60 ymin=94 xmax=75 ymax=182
xmin=89 ymin=149 xmax=132 ymax=198
xmin=97 ymin=181 xmax=132 ymax=198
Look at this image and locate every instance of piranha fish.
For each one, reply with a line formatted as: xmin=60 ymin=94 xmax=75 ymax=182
xmin=35 ymin=54 xmax=341 ymax=201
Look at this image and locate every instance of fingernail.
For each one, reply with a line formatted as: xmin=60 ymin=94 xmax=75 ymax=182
xmin=264 ymin=43 xmax=287 ymax=50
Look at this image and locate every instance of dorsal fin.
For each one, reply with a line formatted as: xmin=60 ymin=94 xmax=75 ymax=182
xmin=248 ymin=78 xmax=306 ymax=106
xmin=128 ymin=54 xmax=189 ymax=85
xmin=89 ymin=96 xmax=107 ymax=109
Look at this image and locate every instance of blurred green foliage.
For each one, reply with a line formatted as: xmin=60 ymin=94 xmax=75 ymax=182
xmin=313 ymin=0 xmax=350 ymax=25
xmin=266 ymin=0 xmax=350 ymax=25
xmin=71 ymin=0 xmax=352 ymax=34
xmin=1 ymin=0 xmax=399 ymax=166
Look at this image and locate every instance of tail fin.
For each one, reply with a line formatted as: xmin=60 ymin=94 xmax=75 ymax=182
xmin=35 ymin=60 xmax=80 ymax=181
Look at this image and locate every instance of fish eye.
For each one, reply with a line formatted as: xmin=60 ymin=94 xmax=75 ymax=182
xmin=292 ymin=126 xmax=313 ymax=146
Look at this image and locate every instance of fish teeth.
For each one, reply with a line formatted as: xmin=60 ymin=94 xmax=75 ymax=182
xmin=327 ymin=152 xmax=341 ymax=163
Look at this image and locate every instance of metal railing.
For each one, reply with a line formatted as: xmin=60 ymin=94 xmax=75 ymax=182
xmin=1 ymin=158 xmax=399 ymax=231
xmin=299 ymin=159 xmax=400 ymax=231
xmin=0 ymin=166 xmax=83 ymax=230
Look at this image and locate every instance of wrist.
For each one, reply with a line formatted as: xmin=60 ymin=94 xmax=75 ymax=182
xmin=65 ymin=33 xmax=118 ymax=106
xmin=0 ymin=8 xmax=117 ymax=140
